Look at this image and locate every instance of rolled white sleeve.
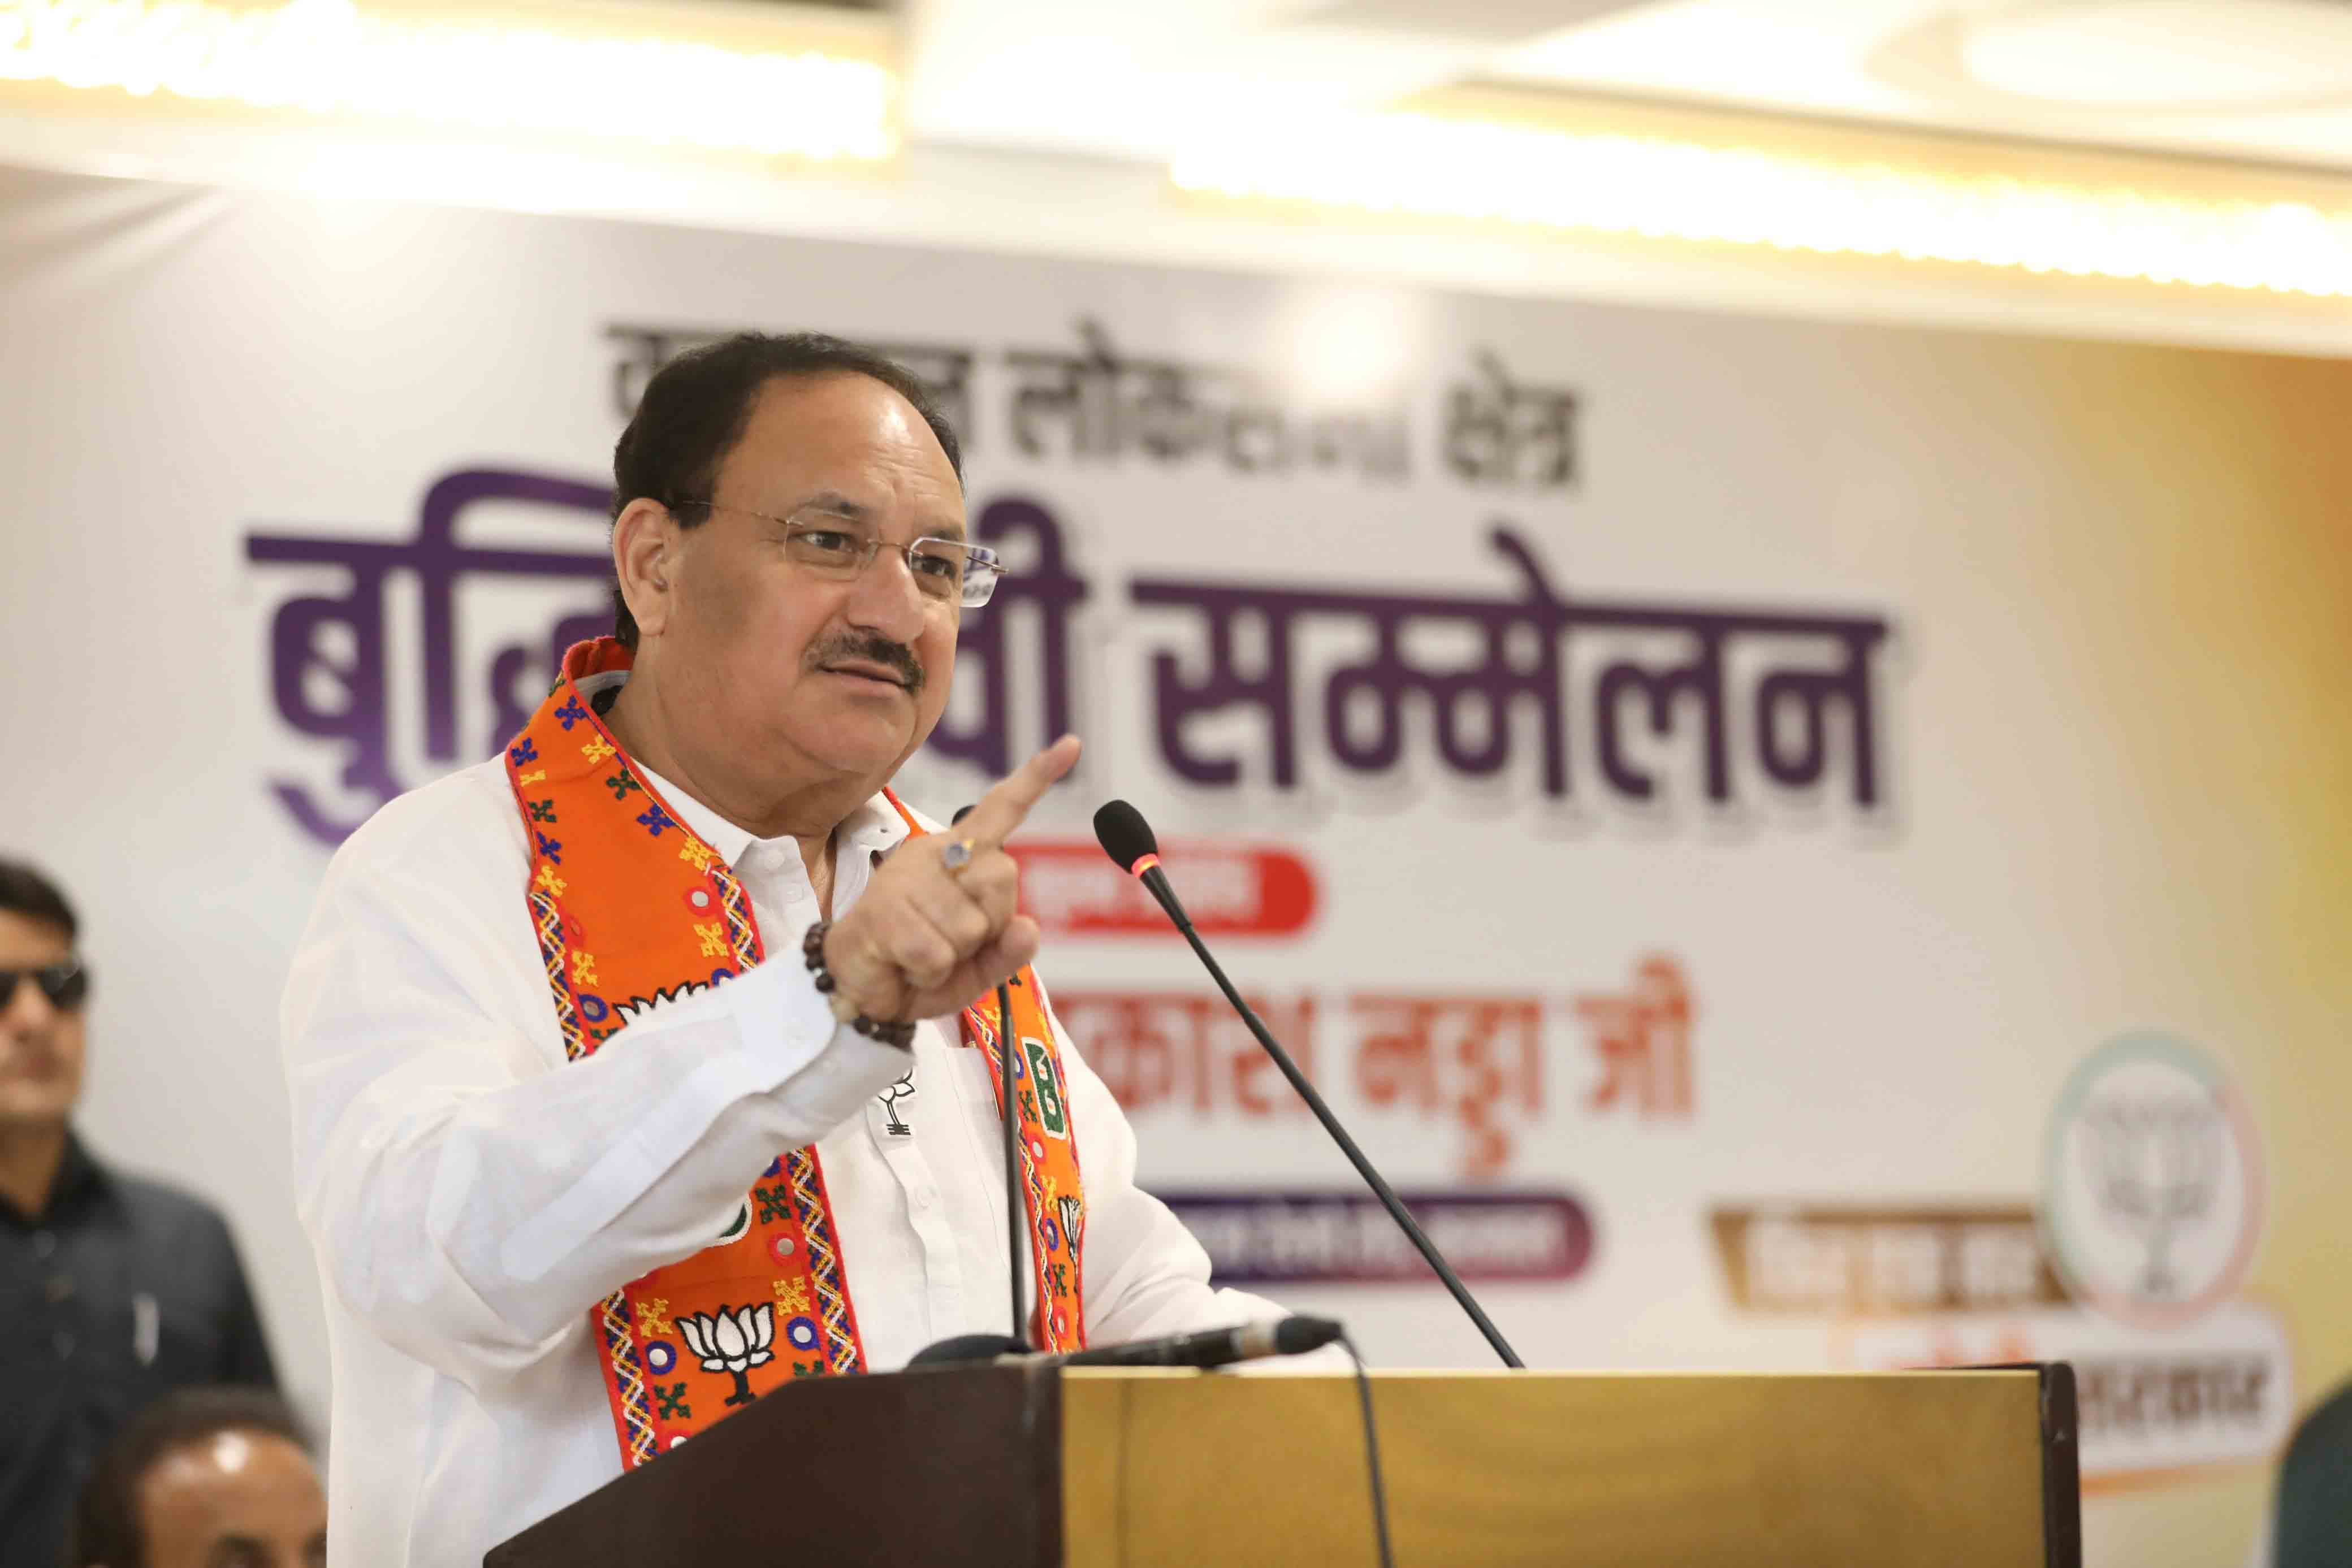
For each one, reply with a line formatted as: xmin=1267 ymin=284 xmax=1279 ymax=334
xmin=280 ymin=777 xmax=907 ymax=1389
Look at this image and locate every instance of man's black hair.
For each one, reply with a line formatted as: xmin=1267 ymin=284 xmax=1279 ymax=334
xmin=608 ymin=331 xmax=965 ymax=650
xmin=0 ymin=857 xmax=76 ymax=943
xmin=67 ymin=1387 xmax=312 ymax=1568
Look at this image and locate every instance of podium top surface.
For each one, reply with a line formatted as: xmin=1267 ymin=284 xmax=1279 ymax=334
xmin=1060 ymin=1363 xmax=2074 ymax=1568
xmin=491 ymin=1363 xmax=2078 ymax=1568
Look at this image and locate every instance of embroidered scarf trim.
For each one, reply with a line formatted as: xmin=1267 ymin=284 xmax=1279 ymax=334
xmin=503 ymin=638 xmax=1086 ymax=1470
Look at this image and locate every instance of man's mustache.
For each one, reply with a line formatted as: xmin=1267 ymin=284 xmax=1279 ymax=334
xmin=807 ymin=633 xmax=926 ymax=695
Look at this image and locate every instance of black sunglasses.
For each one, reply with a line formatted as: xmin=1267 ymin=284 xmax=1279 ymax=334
xmin=1 ymin=960 xmax=88 ymax=1011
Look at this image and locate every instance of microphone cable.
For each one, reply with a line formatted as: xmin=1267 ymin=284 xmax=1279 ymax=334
xmin=952 ymin=800 xmax=1030 ymax=1349
xmin=998 ymin=977 xmax=1023 ymax=1345
xmin=1339 ymin=1332 xmax=1397 ymax=1568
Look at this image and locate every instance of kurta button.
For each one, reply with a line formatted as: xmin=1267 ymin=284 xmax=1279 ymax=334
xmin=54 ymin=1330 xmax=75 ymax=1359
xmin=909 ymin=1186 xmax=935 ymax=1211
xmin=31 ymin=1231 xmax=54 ymax=1259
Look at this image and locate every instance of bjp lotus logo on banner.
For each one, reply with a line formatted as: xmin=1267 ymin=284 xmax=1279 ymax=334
xmin=1754 ymin=1032 xmax=2295 ymax=1492
xmin=2042 ymin=1032 xmax=2264 ymax=1330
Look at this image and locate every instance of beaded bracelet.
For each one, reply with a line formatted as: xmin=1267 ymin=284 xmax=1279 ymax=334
xmin=802 ymin=919 xmax=916 ymax=1049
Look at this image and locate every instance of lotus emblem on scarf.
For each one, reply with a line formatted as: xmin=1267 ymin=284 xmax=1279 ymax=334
xmin=676 ymin=1302 xmax=776 ymax=1407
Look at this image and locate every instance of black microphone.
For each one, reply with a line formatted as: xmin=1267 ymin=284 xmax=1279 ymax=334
xmin=950 ymin=802 xmax=1026 ymax=1352
xmin=1092 ymin=800 xmax=1525 ymax=1369
xmin=1063 ymin=1314 xmax=1344 ymax=1368
xmin=908 ymin=1315 xmax=1344 ymax=1369
xmin=1092 ymin=799 xmax=1191 ymax=930
xmin=906 ymin=1331 xmax=1031 ymax=1366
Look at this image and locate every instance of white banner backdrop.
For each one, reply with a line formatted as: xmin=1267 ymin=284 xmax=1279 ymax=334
xmin=7 ymin=161 xmax=2349 ymax=1566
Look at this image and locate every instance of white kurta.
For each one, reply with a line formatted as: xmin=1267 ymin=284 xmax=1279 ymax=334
xmin=282 ymin=675 xmax=1278 ymax=1566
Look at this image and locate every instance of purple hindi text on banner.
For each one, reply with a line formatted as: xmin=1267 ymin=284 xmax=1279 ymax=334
xmin=246 ymin=467 xmax=614 ymax=846
xmin=1157 ymin=1189 xmax=1595 ymax=1287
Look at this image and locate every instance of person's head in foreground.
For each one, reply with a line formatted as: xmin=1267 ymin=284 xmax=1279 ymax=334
xmin=68 ymin=1388 xmax=325 ymax=1568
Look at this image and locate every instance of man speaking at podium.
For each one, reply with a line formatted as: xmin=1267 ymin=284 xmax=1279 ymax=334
xmin=282 ymin=333 xmax=1288 ymax=1565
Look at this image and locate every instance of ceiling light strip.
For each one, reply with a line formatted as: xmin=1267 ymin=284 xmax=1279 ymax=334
xmin=0 ymin=0 xmax=896 ymax=161
xmin=1170 ymin=113 xmax=2352 ymax=297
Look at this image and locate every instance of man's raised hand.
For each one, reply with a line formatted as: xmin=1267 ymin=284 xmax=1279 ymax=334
xmin=822 ymin=734 xmax=1081 ymax=1025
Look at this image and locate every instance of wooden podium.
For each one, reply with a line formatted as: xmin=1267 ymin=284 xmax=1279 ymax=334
xmin=487 ymin=1362 xmax=2078 ymax=1567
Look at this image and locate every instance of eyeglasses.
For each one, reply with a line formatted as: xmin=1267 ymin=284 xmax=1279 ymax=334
xmin=0 ymin=959 xmax=87 ymax=1012
xmin=679 ymin=502 xmax=1005 ymax=608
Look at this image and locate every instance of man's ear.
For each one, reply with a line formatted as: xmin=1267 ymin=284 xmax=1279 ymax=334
xmin=612 ymin=497 xmax=680 ymax=643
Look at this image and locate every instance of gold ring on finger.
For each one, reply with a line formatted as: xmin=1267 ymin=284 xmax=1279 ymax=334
xmin=941 ymin=837 xmax=976 ymax=875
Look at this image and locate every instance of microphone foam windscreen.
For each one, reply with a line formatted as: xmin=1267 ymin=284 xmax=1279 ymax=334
xmin=1274 ymin=1315 xmax=1345 ymax=1357
xmin=1092 ymin=799 xmax=1159 ymax=873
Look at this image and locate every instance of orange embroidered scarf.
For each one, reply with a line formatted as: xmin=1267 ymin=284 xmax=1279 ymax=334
xmin=504 ymin=638 xmax=1087 ymax=1469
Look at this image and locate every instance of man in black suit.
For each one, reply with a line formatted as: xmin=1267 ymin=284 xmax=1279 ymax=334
xmin=0 ymin=859 xmax=278 ymax=1567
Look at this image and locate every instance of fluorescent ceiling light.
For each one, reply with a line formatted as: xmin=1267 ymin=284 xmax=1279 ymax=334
xmin=1960 ymin=0 xmax=2352 ymax=108
xmin=0 ymin=0 xmax=896 ymax=161
xmin=1171 ymin=110 xmax=2352 ymax=297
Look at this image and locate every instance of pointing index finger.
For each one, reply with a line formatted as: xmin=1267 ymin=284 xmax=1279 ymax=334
xmin=956 ymin=734 xmax=1081 ymax=851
